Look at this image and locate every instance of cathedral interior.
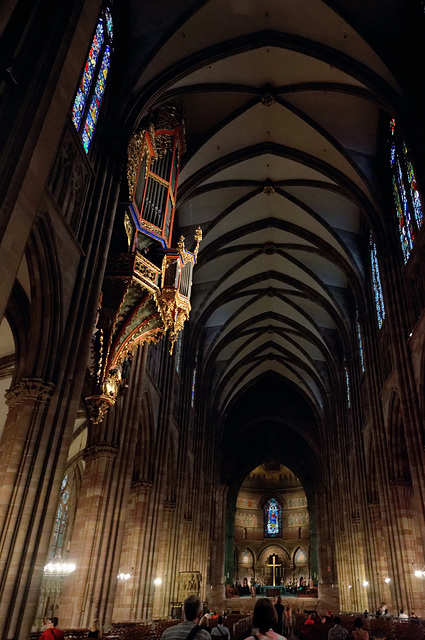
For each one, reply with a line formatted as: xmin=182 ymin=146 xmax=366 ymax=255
xmin=2 ymin=0 xmax=425 ymax=638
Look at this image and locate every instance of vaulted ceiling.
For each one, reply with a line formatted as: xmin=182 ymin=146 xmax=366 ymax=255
xmin=119 ymin=0 xmax=416 ymax=476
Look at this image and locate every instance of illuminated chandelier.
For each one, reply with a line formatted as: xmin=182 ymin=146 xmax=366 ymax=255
xmin=44 ymin=552 xmax=76 ymax=576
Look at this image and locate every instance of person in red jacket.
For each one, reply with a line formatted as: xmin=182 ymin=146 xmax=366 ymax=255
xmin=40 ymin=618 xmax=65 ymax=640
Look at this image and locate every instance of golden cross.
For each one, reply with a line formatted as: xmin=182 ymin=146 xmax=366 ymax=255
xmin=267 ymin=554 xmax=282 ymax=586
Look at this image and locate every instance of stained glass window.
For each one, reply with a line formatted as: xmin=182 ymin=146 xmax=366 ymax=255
xmin=345 ymin=365 xmax=351 ymax=408
xmin=191 ymin=366 xmax=197 ymax=408
xmin=390 ymin=118 xmax=423 ymax=263
xmin=370 ymin=235 xmax=386 ymax=329
xmin=175 ymin=332 xmax=183 ymax=374
xmin=49 ymin=476 xmax=70 ymax=559
xmin=71 ymin=7 xmax=113 ymax=153
xmin=264 ymin=497 xmax=282 ymax=538
xmin=356 ymin=318 xmax=365 ymax=373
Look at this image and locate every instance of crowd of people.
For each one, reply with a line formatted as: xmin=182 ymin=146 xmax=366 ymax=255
xmin=38 ymin=597 xmax=420 ymax=640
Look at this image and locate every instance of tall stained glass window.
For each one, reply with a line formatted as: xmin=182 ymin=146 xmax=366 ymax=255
xmin=389 ymin=118 xmax=423 ymax=263
xmin=72 ymin=7 xmax=113 ymax=153
xmin=264 ymin=497 xmax=282 ymax=538
xmin=175 ymin=332 xmax=183 ymax=374
xmin=191 ymin=366 xmax=197 ymax=408
xmin=49 ymin=476 xmax=70 ymax=559
xmin=370 ymin=235 xmax=386 ymax=329
xmin=345 ymin=365 xmax=351 ymax=408
xmin=356 ymin=318 xmax=365 ymax=373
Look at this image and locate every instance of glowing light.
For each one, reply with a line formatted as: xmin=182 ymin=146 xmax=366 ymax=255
xmin=154 ymin=578 xmax=162 ymax=586
xmin=385 ymin=577 xmax=391 ymax=583
xmin=363 ymin=581 xmax=369 ymax=587
xmin=117 ymin=572 xmax=131 ymax=581
xmin=44 ymin=553 xmax=76 ymax=575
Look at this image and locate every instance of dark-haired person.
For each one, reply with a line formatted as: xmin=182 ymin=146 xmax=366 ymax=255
xmin=327 ymin=616 xmax=348 ymax=640
xmin=40 ymin=618 xmax=64 ymax=640
xmin=247 ymin=598 xmax=287 ymax=640
xmin=273 ymin=596 xmax=284 ymax=634
xmin=161 ymin=595 xmax=211 ymax=640
xmin=352 ymin=617 xmax=368 ymax=640
xmin=211 ymin=616 xmax=230 ymax=640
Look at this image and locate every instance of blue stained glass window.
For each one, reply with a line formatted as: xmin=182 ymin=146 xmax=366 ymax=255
xmin=345 ymin=366 xmax=351 ymax=408
xmin=105 ymin=7 xmax=113 ymax=39
xmin=390 ymin=119 xmax=423 ymax=262
xmin=175 ymin=332 xmax=183 ymax=374
xmin=404 ymin=146 xmax=423 ymax=228
xmin=82 ymin=46 xmax=111 ymax=152
xmin=49 ymin=476 xmax=70 ymax=559
xmin=370 ymin=236 xmax=386 ymax=329
xmin=72 ymin=21 xmax=104 ymax=131
xmin=72 ymin=7 xmax=113 ymax=153
xmin=191 ymin=366 xmax=197 ymax=408
xmin=356 ymin=319 xmax=364 ymax=373
xmin=264 ymin=497 xmax=282 ymax=538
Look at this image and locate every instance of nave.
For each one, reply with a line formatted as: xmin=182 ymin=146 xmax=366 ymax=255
xmin=2 ymin=1 xmax=425 ymax=639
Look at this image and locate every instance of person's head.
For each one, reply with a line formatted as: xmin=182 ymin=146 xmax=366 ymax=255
xmin=333 ymin=617 xmax=341 ymax=625
xmin=400 ymin=609 xmax=404 ymax=614
xmin=276 ymin=596 xmax=281 ymax=604
xmin=183 ymin=595 xmax=202 ymax=622
xmin=49 ymin=618 xmax=59 ymax=628
xmin=372 ymin=631 xmax=386 ymax=640
xmin=252 ymin=598 xmax=277 ymax=634
xmin=354 ymin=618 xmax=363 ymax=629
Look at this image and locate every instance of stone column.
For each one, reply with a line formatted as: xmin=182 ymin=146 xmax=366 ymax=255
xmin=208 ymin=485 xmax=227 ymax=610
xmin=112 ymin=480 xmax=153 ymax=621
xmin=58 ymin=345 xmax=147 ymax=628
xmin=0 ymin=378 xmax=65 ymax=640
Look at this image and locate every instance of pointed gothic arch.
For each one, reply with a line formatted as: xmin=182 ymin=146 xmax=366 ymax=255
xmin=388 ymin=392 xmax=411 ymax=484
xmin=132 ymin=391 xmax=155 ymax=484
xmin=24 ymin=215 xmax=63 ymax=379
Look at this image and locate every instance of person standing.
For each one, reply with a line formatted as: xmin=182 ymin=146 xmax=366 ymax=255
xmin=283 ymin=604 xmax=292 ymax=637
xmin=161 ymin=596 xmax=211 ymax=640
xmin=40 ymin=618 xmax=65 ymax=640
xmin=273 ymin=596 xmax=284 ymax=634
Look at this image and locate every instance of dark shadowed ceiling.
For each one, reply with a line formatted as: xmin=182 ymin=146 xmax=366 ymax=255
xmin=117 ymin=0 xmax=421 ymax=479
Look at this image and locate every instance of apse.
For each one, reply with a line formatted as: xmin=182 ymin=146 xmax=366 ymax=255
xmin=233 ymin=462 xmax=314 ymax=589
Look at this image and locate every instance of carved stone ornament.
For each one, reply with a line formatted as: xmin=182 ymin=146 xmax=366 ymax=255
xmin=131 ymin=479 xmax=154 ymax=493
xmin=127 ymin=125 xmax=156 ymax=199
xmin=261 ymin=92 xmax=275 ymax=106
xmin=155 ymin=289 xmax=191 ymax=354
xmin=85 ymin=394 xmax=115 ymax=424
xmin=5 ymin=378 xmax=55 ymax=408
xmin=82 ymin=442 xmax=119 ymax=463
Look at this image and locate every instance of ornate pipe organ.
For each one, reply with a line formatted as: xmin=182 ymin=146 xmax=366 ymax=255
xmin=86 ymin=106 xmax=201 ymax=423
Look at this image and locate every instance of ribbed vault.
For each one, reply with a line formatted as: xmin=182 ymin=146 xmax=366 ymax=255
xmin=121 ymin=0 xmax=411 ymax=474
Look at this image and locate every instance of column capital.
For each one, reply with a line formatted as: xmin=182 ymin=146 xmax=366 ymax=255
xmin=5 ymin=378 xmax=55 ymax=407
xmin=82 ymin=442 xmax=119 ymax=463
xmin=130 ymin=479 xmax=153 ymax=493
